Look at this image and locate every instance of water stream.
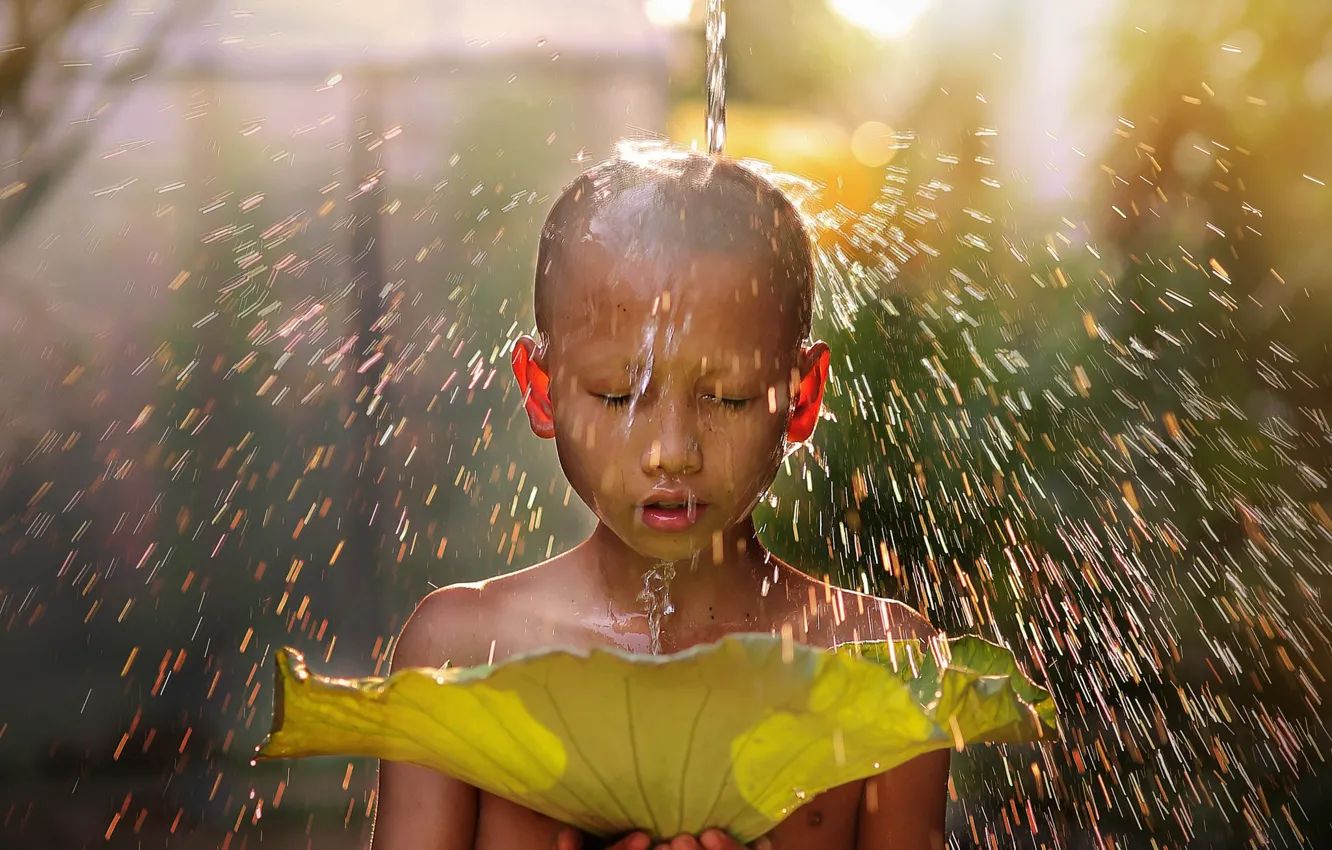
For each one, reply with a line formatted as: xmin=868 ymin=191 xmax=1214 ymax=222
xmin=705 ymin=0 xmax=727 ymax=155
xmin=637 ymin=561 xmax=677 ymax=655
xmin=630 ymin=0 xmax=729 ymax=657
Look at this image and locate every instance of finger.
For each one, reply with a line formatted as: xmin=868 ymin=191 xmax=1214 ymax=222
xmin=698 ymin=830 xmax=732 ymax=850
xmin=555 ymin=828 xmax=582 ymax=850
xmin=607 ymin=832 xmax=652 ymax=850
xmin=698 ymin=830 xmax=746 ymax=850
xmin=749 ymin=838 xmax=774 ymax=850
xmin=670 ymin=836 xmax=703 ymax=850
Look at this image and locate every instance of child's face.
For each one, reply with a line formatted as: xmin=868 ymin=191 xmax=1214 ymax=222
xmin=515 ymin=243 xmax=827 ymax=564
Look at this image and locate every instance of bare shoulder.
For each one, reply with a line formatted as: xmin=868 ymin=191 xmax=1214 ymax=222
xmin=864 ymin=593 xmax=938 ymax=641
xmin=392 ymin=553 xmax=579 ymax=672
xmin=833 ymin=586 xmax=938 ymax=645
xmin=774 ymin=560 xmax=938 ymax=644
xmin=391 ymin=582 xmax=489 ymax=671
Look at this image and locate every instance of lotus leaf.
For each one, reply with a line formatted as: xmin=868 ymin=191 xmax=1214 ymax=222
xmin=258 ymin=633 xmax=1055 ymax=843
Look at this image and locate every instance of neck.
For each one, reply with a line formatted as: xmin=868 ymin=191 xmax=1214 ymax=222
xmin=581 ymin=518 xmax=773 ymax=617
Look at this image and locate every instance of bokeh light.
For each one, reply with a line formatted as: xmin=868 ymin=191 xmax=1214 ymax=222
xmin=645 ymin=0 xmax=697 ymax=28
xmin=828 ymin=0 xmax=931 ymax=40
xmin=850 ymin=120 xmax=897 ymax=167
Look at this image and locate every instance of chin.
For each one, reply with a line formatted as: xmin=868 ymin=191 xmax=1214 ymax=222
xmin=629 ymin=537 xmax=707 ymax=564
xmin=618 ymin=527 xmax=715 ymax=564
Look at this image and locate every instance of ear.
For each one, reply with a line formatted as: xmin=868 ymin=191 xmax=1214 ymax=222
xmin=511 ymin=335 xmax=555 ymax=439
xmin=787 ymin=341 xmax=830 ymax=445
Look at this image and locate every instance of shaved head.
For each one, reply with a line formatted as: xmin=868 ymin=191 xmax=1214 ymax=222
xmin=512 ymin=145 xmax=831 ymax=564
xmin=533 ymin=147 xmax=815 ymax=346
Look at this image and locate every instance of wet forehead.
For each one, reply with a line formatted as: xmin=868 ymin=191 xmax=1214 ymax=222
xmin=546 ymin=248 xmax=800 ymax=370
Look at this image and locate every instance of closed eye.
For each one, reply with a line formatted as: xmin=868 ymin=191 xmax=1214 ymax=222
xmin=703 ymin=395 xmax=753 ymax=410
xmin=595 ymin=393 xmax=632 ymax=408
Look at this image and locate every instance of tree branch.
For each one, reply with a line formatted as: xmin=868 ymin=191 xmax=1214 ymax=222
xmin=0 ymin=0 xmax=205 ymax=251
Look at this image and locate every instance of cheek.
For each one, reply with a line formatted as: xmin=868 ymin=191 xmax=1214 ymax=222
xmin=705 ymin=411 xmax=787 ymax=492
xmin=554 ymin=402 xmax=634 ymax=490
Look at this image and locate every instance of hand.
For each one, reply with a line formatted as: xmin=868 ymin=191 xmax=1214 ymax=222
xmin=555 ymin=828 xmax=772 ymax=850
xmin=653 ymin=830 xmax=773 ymax=850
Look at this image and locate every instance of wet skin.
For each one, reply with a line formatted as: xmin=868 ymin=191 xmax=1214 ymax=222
xmin=371 ymin=156 xmax=950 ymax=850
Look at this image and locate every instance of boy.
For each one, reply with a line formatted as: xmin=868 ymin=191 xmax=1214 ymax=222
xmin=372 ymin=148 xmax=949 ymax=850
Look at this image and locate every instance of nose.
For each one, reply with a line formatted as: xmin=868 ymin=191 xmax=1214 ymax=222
xmin=641 ymin=402 xmax=702 ymax=476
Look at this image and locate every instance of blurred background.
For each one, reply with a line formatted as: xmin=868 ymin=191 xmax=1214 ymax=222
xmin=0 ymin=0 xmax=1328 ymax=848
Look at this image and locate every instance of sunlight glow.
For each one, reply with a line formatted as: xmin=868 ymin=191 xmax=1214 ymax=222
xmin=850 ymin=121 xmax=897 ymax=167
xmin=828 ymin=0 xmax=930 ymax=40
xmin=644 ymin=0 xmax=695 ymax=28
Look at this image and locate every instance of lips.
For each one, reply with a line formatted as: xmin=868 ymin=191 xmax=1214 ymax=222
xmin=637 ymin=490 xmax=708 ymax=533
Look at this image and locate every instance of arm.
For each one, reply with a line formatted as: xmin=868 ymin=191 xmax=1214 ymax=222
xmin=856 ymin=751 xmax=950 ymax=850
xmin=370 ymin=588 xmax=483 ymax=850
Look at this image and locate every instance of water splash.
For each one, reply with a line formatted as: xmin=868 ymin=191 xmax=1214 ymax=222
xmin=637 ymin=561 xmax=677 ymax=655
xmin=6 ymin=25 xmax=1330 ymax=844
xmin=744 ymin=133 xmax=1331 ymax=845
xmin=705 ymin=0 xmax=727 ymax=155
xmin=603 ymin=123 xmax=1330 ymax=842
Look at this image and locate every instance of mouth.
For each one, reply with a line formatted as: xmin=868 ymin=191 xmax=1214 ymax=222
xmin=637 ymin=495 xmax=708 ymax=533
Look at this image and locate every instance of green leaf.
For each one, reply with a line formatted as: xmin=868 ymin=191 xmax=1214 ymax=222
xmin=259 ymin=633 xmax=1055 ymax=843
